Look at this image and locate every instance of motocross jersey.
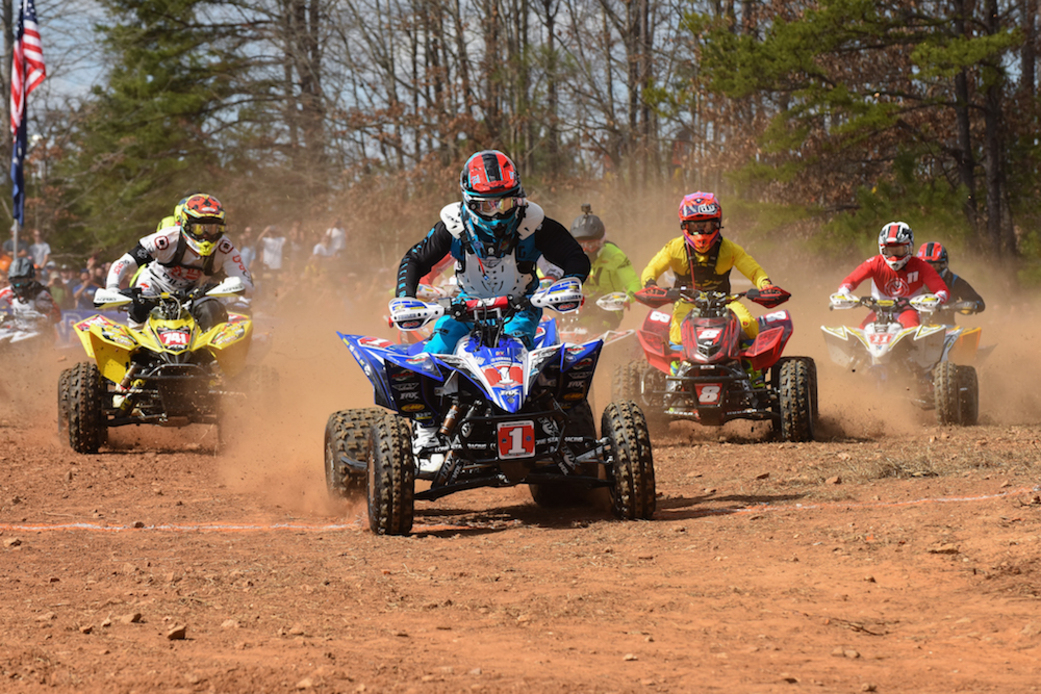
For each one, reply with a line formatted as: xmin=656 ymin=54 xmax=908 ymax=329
xmin=107 ymin=226 xmax=254 ymax=296
xmin=641 ymin=236 xmax=772 ymax=344
xmin=640 ymin=237 xmax=770 ymax=292
xmin=396 ymin=201 xmax=590 ymax=300
xmin=0 ymin=283 xmax=61 ymax=323
xmin=925 ymin=270 xmax=985 ymax=325
xmin=540 ymin=242 xmax=641 ymax=296
xmin=838 ymin=256 xmax=949 ymax=303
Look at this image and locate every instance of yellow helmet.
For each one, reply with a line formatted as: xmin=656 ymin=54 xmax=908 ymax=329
xmin=176 ymin=194 xmax=226 ymax=256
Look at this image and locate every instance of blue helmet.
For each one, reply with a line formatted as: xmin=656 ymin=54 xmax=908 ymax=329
xmin=459 ymin=150 xmax=526 ymax=258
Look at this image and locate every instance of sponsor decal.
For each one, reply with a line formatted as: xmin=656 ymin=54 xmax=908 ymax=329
xmin=359 ymin=336 xmax=394 ymax=349
xmin=100 ymin=329 xmax=134 ymax=347
xmin=396 ymin=390 xmax=421 ymax=402
xmin=211 ymin=324 xmax=245 ymax=347
xmin=566 ymin=378 xmax=589 ymax=389
xmin=563 ymin=392 xmax=585 ymax=401
xmin=401 ymin=403 xmax=426 ymax=412
xmin=218 ymin=238 xmax=234 ymax=254
xmin=391 ymin=381 xmax=419 ymax=391
xmin=155 ymin=235 xmax=170 ymax=250
xmin=76 ymin=315 xmax=109 ymax=330
xmin=570 ymin=356 xmax=595 ymax=369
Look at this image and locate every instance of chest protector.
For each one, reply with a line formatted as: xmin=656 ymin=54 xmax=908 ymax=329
xmin=158 ymin=233 xmax=217 ymax=276
xmin=678 ymin=240 xmax=730 ymax=293
xmin=440 ymin=202 xmax=543 ymax=299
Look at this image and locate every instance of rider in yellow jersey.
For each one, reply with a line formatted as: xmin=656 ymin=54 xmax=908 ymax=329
xmin=640 ymin=191 xmax=774 ymax=346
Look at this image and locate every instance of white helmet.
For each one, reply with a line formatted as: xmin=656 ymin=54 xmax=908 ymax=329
xmin=878 ymin=221 xmax=914 ymax=271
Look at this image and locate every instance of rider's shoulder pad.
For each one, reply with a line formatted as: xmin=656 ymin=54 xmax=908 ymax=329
xmin=440 ymin=202 xmax=465 ymax=238
xmin=516 ymin=201 xmax=544 ymax=240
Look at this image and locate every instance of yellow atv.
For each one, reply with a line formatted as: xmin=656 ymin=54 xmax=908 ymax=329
xmin=58 ymin=278 xmax=263 ymax=453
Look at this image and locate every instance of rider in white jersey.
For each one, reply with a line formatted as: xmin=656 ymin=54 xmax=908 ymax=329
xmin=106 ymin=194 xmax=253 ymax=329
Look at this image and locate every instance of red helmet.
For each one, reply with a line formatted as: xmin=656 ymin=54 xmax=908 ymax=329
xmin=916 ymin=241 xmax=949 ymax=275
xmin=458 ymin=151 xmax=526 ymax=258
xmin=679 ymin=191 xmax=722 ymax=253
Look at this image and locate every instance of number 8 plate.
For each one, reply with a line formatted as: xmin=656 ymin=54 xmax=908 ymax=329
xmin=497 ymin=421 xmax=536 ymax=459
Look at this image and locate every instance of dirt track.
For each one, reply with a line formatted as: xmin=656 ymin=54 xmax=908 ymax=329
xmin=3 ymin=269 xmax=1041 ymax=693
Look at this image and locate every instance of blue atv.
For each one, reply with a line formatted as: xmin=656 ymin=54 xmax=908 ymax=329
xmin=324 ymin=279 xmax=656 ymax=535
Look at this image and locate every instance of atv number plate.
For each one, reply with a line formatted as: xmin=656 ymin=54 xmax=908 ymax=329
xmin=497 ymin=421 xmax=536 ymax=459
xmin=868 ymin=333 xmax=893 ymax=345
xmin=695 ymin=384 xmax=722 ymax=404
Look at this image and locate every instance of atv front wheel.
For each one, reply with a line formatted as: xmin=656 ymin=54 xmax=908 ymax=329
xmin=65 ymin=362 xmax=106 ymax=454
xmin=367 ymin=413 xmax=415 ymax=535
xmin=57 ymin=367 xmax=72 ymax=435
xmin=777 ymin=357 xmax=817 ymax=442
xmin=602 ymin=402 xmax=656 ymax=520
xmin=325 ymin=408 xmax=384 ymax=498
xmin=934 ymin=361 xmax=961 ymax=425
xmin=957 ymin=365 xmax=979 ymax=426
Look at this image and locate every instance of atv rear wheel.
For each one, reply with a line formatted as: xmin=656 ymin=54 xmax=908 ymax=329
xmin=612 ymin=362 xmax=669 ymax=434
xmin=602 ymin=402 xmax=656 ymax=520
xmin=777 ymin=357 xmax=817 ymax=442
xmin=957 ymin=365 xmax=979 ymax=426
xmin=934 ymin=361 xmax=961 ymax=425
xmin=367 ymin=413 xmax=415 ymax=535
xmin=65 ymin=362 xmax=106 ymax=454
xmin=325 ymin=408 xmax=384 ymax=498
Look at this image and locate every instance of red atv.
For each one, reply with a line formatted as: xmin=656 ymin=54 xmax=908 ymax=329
xmin=611 ymin=286 xmax=817 ymax=441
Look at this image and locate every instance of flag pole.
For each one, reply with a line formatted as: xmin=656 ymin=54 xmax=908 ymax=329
xmin=10 ymin=0 xmax=45 ymax=265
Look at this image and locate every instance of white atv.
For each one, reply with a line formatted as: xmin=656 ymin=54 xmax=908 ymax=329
xmin=821 ymin=293 xmax=978 ymax=425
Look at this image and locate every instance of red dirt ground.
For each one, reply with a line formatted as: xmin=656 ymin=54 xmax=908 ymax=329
xmin=2 ymin=262 xmax=1040 ymax=693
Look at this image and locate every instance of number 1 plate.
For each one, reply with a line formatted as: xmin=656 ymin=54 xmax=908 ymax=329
xmin=497 ymin=420 xmax=536 ymax=459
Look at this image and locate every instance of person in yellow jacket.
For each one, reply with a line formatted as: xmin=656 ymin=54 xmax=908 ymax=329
xmin=539 ymin=204 xmax=641 ymax=330
xmin=640 ymin=191 xmax=775 ymax=346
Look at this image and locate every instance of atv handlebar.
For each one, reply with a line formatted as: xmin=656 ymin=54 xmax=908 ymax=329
xmin=635 ymin=285 xmax=790 ymax=310
xmin=829 ymin=294 xmax=941 ymax=315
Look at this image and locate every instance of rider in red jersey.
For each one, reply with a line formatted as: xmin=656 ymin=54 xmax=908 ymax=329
xmin=836 ymin=222 xmax=948 ymax=329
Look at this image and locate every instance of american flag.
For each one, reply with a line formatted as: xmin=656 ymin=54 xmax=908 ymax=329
xmin=10 ymin=0 xmax=46 ymax=226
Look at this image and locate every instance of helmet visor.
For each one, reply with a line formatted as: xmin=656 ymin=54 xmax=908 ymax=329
xmin=10 ymin=279 xmax=32 ymax=292
xmin=186 ymin=222 xmax=225 ymax=241
xmin=464 ymin=194 xmax=522 ymax=219
xmin=881 ymin=244 xmax=911 ymax=259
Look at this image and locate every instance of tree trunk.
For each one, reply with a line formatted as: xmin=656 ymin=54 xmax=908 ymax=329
xmin=952 ymin=0 xmax=978 ymax=232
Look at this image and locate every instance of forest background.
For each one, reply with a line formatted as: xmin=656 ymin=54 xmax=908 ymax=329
xmin=2 ymin=0 xmax=1041 ymax=282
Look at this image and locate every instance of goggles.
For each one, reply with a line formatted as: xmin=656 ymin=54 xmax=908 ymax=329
xmin=186 ymin=222 xmax=225 ymax=241
xmin=10 ymin=279 xmax=31 ymax=290
xmin=881 ymin=244 xmax=911 ymax=259
xmin=579 ymin=239 xmax=604 ymax=253
xmin=682 ymin=220 xmax=719 ymax=235
xmin=464 ymin=194 xmax=522 ymax=219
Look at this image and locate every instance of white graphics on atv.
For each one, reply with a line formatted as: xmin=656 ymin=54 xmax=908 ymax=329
xmin=821 ymin=294 xmax=978 ymax=425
